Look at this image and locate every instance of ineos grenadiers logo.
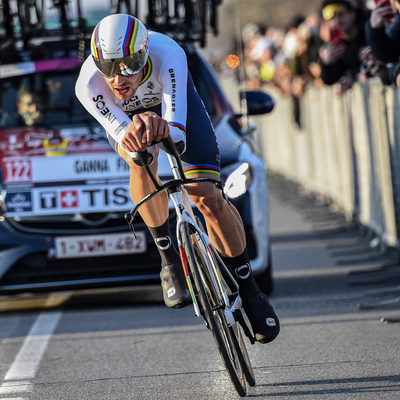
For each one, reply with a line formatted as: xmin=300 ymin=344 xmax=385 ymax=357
xmin=169 ymin=69 xmax=176 ymax=112
xmin=92 ymin=95 xmax=117 ymax=123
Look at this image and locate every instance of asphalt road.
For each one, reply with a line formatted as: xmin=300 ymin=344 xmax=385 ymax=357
xmin=1 ymin=174 xmax=400 ymax=399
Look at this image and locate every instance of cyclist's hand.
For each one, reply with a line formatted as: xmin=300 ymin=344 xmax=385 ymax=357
xmin=122 ymin=111 xmax=170 ymax=152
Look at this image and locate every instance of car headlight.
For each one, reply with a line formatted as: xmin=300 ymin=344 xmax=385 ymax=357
xmin=221 ymin=162 xmax=253 ymax=199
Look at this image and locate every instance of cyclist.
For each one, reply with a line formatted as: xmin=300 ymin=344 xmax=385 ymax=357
xmin=76 ymin=14 xmax=279 ymax=344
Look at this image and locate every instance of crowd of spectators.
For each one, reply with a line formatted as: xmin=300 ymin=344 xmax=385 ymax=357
xmin=215 ymin=0 xmax=400 ymax=103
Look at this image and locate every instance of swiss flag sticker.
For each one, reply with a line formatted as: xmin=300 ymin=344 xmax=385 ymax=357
xmin=60 ymin=190 xmax=79 ymax=208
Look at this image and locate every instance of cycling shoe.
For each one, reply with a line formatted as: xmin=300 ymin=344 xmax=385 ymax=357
xmin=160 ymin=263 xmax=191 ymax=309
xmin=242 ymin=292 xmax=280 ymax=344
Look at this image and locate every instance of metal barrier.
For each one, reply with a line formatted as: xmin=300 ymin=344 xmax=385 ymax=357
xmin=221 ymin=77 xmax=400 ymax=250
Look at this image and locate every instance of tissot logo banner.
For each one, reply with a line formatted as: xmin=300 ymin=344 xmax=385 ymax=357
xmin=30 ymin=185 xmax=134 ymax=216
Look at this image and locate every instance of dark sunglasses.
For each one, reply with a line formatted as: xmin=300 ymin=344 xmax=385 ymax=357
xmin=93 ymin=51 xmax=147 ymax=78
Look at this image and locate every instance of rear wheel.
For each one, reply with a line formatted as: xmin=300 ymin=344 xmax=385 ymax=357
xmin=179 ymin=223 xmax=248 ymax=397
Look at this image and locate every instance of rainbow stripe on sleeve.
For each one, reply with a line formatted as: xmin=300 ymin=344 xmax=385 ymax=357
xmin=169 ymin=122 xmax=186 ymax=136
xmin=183 ymin=164 xmax=220 ymax=178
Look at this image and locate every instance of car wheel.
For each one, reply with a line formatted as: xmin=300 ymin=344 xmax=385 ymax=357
xmin=255 ymin=245 xmax=273 ymax=295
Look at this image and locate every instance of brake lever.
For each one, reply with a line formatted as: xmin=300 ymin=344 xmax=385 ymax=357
xmin=131 ymin=136 xmax=185 ymax=167
xmin=124 ymin=211 xmax=137 ymax=238
xmin=131 ymin=150 xmax=154 ymax=167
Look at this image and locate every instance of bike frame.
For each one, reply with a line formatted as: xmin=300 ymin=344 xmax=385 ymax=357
xmin=167 ymin=154 xmax=235 ymax=318
xmin=126 ymin=148 xmax=242 ymax=325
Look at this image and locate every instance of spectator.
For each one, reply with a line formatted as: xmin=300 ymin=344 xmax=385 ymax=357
xmin=16 ymin=86 xmax=47 ymax=127
xmin=242 ymin=23 xmax=265 ymax=89
xmin=270 ymin=63 xmax=292 ymax=95
xmin=358 ymin=45 xmax=390 ymax=84
xmin=365 ymin=0 xmax=400 ymax=63
xmin=318 ymin=0 xmax=368 ymax=90
xmin=258 ymin=46 xmax=276 ymax=85
xmin=301 ymin=13 xmax=324 ymax=65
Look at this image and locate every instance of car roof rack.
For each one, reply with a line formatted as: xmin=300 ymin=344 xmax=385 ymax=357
xmin=0 ymin=0 xmax=222 ymax=64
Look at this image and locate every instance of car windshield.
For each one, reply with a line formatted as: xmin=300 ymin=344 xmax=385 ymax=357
xmin=0 ymin=69 xmax=94 ymax=129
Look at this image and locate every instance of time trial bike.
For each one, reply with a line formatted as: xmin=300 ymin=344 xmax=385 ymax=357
xmin=125 ymin=136 xmax=256 ymax=397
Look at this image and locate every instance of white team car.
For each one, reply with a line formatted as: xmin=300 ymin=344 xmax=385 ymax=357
xmin=0 ymin=42 xmax=274 ymax=295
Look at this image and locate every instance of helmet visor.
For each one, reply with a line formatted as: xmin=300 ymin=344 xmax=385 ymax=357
xmin=93 ymin=51 xmax=147 ymax=78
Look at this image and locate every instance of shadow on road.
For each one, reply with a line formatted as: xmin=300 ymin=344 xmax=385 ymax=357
xmin=250 ymin=374 xmax=400 ymax=397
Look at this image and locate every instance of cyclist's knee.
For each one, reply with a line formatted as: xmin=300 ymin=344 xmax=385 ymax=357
xmin=193 ymin=189 xmax=225 ymax=218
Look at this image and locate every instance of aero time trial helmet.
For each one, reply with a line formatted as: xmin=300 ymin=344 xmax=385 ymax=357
xmin=91 ymin=14 xmax=149 ymax=78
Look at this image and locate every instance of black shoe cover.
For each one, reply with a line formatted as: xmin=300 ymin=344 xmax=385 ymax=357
xmin=242 ymin=293 xmax=280 ymax=344
xmin=160 ymin=263 xmax=191 ymax=309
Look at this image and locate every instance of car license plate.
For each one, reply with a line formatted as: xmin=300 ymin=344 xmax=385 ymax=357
xmin=47 ymin=231 xmax=147 ymax=259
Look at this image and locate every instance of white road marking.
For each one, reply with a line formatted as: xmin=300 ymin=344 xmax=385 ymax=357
xmin=1 ymin=398 xmax=27 ymax=400
xmin=0 ymin=381 xmax=32 ymax=394
xmin=4 ymin=312 xmax=62 ymax=381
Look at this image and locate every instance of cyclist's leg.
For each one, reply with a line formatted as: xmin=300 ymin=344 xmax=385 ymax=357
xmin=182 ymin=73 xmax=246 ymax=257
xmin=107 ymin=134 xmax=190 ymax=308
xmin=186 ymin=180 xmax=245 ymax=257
xmin=115 ymin=143 xmax=168 ymax=225
xmin=182 ymin=77 xmax=280 ymax=342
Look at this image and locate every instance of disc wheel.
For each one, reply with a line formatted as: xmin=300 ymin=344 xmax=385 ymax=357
xmin=179 ymin=223 xmax=247 ymax=397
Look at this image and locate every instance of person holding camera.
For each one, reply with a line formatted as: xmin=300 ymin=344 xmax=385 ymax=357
xmin=365 ymin=0 xmax=400 ymax=86
xmin=318 ymin=0 xmax=368 ymax=91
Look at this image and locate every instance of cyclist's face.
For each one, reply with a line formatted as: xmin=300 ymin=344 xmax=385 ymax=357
xmin=104 ymin=70 xmax=144 ymax=101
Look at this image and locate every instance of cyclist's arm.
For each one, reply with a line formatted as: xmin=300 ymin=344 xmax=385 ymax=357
xmin=75 ymin=57 xmax=132 ymax=146
xmin=159 ymin=46 xmax=188 ymax=154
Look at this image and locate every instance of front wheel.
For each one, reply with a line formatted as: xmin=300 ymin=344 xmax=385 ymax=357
xmin=209 ymin=247 xmax=256 ymax=387
xmin=232 ymin=323 xmax=256 ymax=386
xmin=179 ymin=223 xmax=249 ymax=396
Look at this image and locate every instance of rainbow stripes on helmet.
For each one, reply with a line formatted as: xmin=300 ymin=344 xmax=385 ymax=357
xmin=123 ymin=16 xmax=140 ymax=58
xmin=91 ymin=15 xmax=146 ymax=61
xmin=91 ymin=23 xmax=102 ymax=60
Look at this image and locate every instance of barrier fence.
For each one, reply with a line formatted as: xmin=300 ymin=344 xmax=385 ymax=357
xmin=221 ymin=76 xmax=400 ymax=252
